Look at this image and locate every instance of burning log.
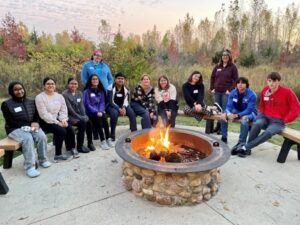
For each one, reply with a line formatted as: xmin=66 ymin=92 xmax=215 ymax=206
xmin=149 ymin=152 xmax=161 ymax=161
xmin=165 ymin=152 xmax=182 ymax=163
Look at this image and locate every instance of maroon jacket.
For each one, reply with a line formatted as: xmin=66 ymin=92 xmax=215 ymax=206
xmin=210 ymin=63 xmax=238 ymax=92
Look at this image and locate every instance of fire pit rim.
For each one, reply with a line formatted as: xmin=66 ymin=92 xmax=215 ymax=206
xmin=115 ymin=127 xmax=230 ymax=173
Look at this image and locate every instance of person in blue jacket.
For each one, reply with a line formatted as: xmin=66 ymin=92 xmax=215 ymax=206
xmin=220 ymin=77 xmax=257 ymax=155
xmin=81 ymin=49 xmax=113 ymax=91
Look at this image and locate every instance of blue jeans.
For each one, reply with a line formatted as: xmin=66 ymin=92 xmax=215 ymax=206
xmin=230 ymin=109 xmax=256 ymax=144
xmin=214 ymin=92 xmax=229 ymax=138
xmin=8 ymin=128 xmax=48 ymax=170
xmin=245 ymin=113 xmax=285 ymax=150
xmin=106 ymin=106 xmax=137 ymax=139
xmin=130 ymin=102 xmax=151 ymax=129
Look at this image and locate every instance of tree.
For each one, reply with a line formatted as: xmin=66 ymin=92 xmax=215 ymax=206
xmin=98 ymin=19 xmax=112 ymax=43
xmin=0 ymin=13 xmax=27 ymax=59
xmin=227 ymin=0 xmax=240 ymax=59
xmin=282 ymin=3 xmax=299 ymax=54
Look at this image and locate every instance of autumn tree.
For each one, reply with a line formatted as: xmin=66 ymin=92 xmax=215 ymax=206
xmin=0 ymin=13 xmax=27 ymax=59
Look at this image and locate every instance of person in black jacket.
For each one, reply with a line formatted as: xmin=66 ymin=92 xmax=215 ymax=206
xmin=157 ymin=90 xmax=178 ymax=127
xmin=182 ymin=71 xmax=222 ymax=121
xmin=1 ymin=81 xmax=51 ymax=178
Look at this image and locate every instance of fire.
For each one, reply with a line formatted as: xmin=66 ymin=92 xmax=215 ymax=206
xmin=143 ymin=124 xmax=174 ymax=160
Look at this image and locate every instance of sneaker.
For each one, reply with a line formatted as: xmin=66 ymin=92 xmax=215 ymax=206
xmin=213 ymin=102 xmax=223 ymax=113
xmin=231 ymin=143 xmax=242 ymax=155
xmin=101 ymin=140 xmax=110 ymax=150
xmin=54 ymin=154 xmax=72 ymax=163
xmin=70 ymin=148 xmax=80 ymax=158
xmin=203 ymin=106 xmax=213 ymax=116
xmin=78 ymin=146 xmax=90 ymax=153
xmin=40 ymin=160 xmax=52 ymax=168
xmin=237 ymin=146 xmax=251 ymax=158
xmin=88 ymin=143 xmax=96 ymax=151
xmin=26 ymin=167 xmax=40 ymax=178
xmin=107 ymin=138 xmax=116 ymax=148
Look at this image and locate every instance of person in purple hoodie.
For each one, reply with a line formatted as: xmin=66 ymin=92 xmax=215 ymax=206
xmin=83 ymin=74 xmax=113 ymax=150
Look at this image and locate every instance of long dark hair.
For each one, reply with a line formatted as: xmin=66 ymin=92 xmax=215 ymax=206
xmin=187 ymin=71 xmax=203 ymax=85
xmin=84 ymin=74 xmax=104 ymax=91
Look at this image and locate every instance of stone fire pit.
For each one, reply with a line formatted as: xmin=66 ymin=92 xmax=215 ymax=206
xmin=115 ymin=128 xmax=230 ymax=206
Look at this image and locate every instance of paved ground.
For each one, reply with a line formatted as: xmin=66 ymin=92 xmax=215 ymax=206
xmin=0 ymin=125 xmax=299 ymax=225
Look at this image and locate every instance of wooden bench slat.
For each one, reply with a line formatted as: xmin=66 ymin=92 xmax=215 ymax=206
xmin=280 ymin=128 xmax=300 ymax=143
xmin=0 ymin=137 xmax=21 ymax=150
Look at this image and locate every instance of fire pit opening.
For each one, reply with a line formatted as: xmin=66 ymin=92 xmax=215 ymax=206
xmin=116 ymin=128 xmax=230 ymax=206
xmin=131 ymin=127 xmax=212 ymax=163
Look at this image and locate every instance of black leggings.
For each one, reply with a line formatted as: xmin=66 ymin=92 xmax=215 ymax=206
xmin=88 ymin=114 xmax=110 ymax=141
xmin=40 ymin=121 xmax=75 ymax=156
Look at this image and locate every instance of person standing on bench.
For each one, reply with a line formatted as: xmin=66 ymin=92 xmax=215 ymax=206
xmin=237 ymin=72 xmax=300 ymax=158
xmin=220 ymin=77 xmax=257 ymax=155
xmin=1 ymin=81 xmax=51 ymax=178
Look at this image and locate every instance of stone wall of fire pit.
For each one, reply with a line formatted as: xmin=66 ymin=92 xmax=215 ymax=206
xmin=122 ymin=161 xmax=221 ymax=206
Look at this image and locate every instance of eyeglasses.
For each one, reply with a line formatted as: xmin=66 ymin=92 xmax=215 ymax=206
xmin=94 ymin=54 xmax=102 ymax=57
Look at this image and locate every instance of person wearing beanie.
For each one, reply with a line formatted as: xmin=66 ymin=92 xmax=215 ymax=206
xmin=81 ymin=49 xmax=113 ymax=91
xmin=1 ymin=81 xmax=51 ymax=178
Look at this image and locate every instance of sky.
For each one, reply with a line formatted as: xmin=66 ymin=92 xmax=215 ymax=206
xmin=0 ymin=0 xmax=299 ymax=42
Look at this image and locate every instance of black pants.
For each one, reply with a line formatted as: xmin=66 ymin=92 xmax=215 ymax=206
xmin=40 ymin=121 xmax=75 ymax=156
xmin=73 ymin=120 xmax=87 ymax=148
xmin=88 ymin=114 xmax=110 ymax=141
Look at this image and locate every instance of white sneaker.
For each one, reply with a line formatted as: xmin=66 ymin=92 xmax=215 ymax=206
xmin=107 ymin=138 xmax=116 ymax=147
xmin=101 ymin=140 xmax=110 ymax=150
xmin=26 ymin=167 xmax=40 ymax=178
xmin=40 ymin=160 xmax=52 ymax=168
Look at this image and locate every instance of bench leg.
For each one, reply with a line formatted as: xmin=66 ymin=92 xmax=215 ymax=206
xmin=3 ymin=151 xmax=14 ymax=169
xmin=205 ymin=120 xmax=214 ymax=134
xmin=277 ymin=138 xmax=295 ymax=163
xmin=0 ymin=172 xmax=9 ymax=194
xmin=297 ymin=144 xmax=300 ymax=161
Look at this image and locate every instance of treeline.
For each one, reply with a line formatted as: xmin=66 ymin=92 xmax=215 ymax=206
xmin=0 ymin=0 xmax=300 ymax=99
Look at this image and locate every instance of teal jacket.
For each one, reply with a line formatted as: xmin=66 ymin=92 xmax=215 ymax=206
xmin=81 ymin=60 xmax=113 ymax=91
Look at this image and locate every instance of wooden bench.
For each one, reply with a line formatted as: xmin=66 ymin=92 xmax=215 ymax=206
xmin=0 ymin=145 xmax=12 ymax=195
xmin=0 ymin=137 xmax=21 ymax=169
xmin=177 ymin=110 xmax=300 ymax=163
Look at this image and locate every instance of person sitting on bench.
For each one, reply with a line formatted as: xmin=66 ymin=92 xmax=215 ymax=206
xmin=237 ymin=72 xmax=300 ymax=158
xmin=1 ymin=81 xmax=51 ymax=178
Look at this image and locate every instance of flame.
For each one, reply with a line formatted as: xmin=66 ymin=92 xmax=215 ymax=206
xmin=160 ymin=126 xmax=170 ymax=149
xmin=143 ymin=123 xmax=172 ymax=156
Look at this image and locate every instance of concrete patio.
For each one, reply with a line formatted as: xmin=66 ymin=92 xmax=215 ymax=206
xmin=0 ymin=125 xmax=299 ymax=225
